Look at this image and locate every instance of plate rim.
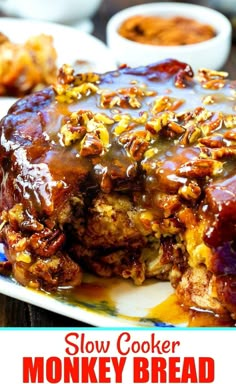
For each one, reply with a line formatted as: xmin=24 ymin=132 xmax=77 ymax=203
xmin=0 ymin=274 xmax=156 ymax=328
xmin=0 ymin=16 xmax=116 ymax=69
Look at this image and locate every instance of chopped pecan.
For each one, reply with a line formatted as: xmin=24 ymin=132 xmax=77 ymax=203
xmin=167 ymin=121 xmax=185 ymax=134
xmin=176 ymin=159 xmax=223 ymax=178
xmin=200 ymin=79 xmax=226 ymax=90
xmin=180 ymin=125 xmax=201 ymax=145
xmin=193 ymin=107 xmax=213 ymax=123
xmin=178 ymin=182 xmax=201 ymax=201
xmin=174 ymin=66 xmax=194 ymax=88
xmin=30 ymin=229 xmax=65 ymax=257
xmin=58 ymin=65 xmax=100 ymax=87
xmin=146 ymin=111 xmax=176 ymax=134
xmin=93 ymin=113 xmax=114 ymax=125
xmin=80 ymin=133 xmax=103 ymax=157
xmin=201 ymin=112 xmax=223 ymax=135
xmin=129 ymin=137 xmax=149 ymax=161
xmin=224 ymin=115 xmax=236 ymax=128
xmin=160 ymin=217 xmax=182 ymax=235
xmin=178 ymin=107 xmax=223 ymax=138
xmin=118 ymin=86 xmax=143 ymax=108
xmin=5 ymin=204 xmax=44 ymax=233
xmin=151 ymin=96 xmax=184 ymax=114
xmin=60 ymin=124 xmax=86 ymax=146
xmin=61 ymin=111 xmax=112 ymax=150
xmin=224 ymin=129 xmax=236 ymax=141
xmin=197 ymin=68 xmax=228 ymax=90
xmin=139 ymin=211 xmax=154 ymax=230
xmin=211 ymin=147 xmax=236 ymax=160
xmin=199 ymin=134 xmax=224 ymax=148
xmin=100 ymin=86 xmax=149 ymax=109
xmin=113 ymin=114 xmax=131 ymax=135
xmin=55 ymin=82 xmax=98 ymax=103
xmin=202 ymin=95 xmax=215 ymax=105
xmin=100 ymin=90 xmax=119 ymax=108
xmin=20 ymin=220 xmax=44 ymax=232
xmin=7 ymin=204 xmax=24 ymax=229
xmin=145 ymin=117 xmax=162 ymax=134
xmin=154 ymin=193 xmax=181 ymax=218
xmin=119 ymin=131 xmax=149 ymax=161
xmin=57 ymin=64 xmax=75 ymax=85
xmin=74 ymin=72 xmax=100 ymax=86
xmin=133 ymin=111 xmax=149 ymax=125
xmin=87 ymin=119 xmax=111 ymax=150
xmin=100 ymin=172 xmax=113 ymax=194
xmin=177 ymin=207 xmax=197 ymax=228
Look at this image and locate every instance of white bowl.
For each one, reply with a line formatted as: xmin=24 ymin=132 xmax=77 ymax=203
xmin=0 ymin=0 xmax=102 ymax=24
xmin=0 ymin=17 xmax=116 ymax=116
xmin=106 ymin=2 xmax=232 ymax=72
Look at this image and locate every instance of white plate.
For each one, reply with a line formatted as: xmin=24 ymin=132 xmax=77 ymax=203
xmin=0 ymin=17 xmax=116 ymax=72
xmin=0 ymin=17 xmax=116 ymax=117
xmin=0 ymin=244 xmax=177 ymax=327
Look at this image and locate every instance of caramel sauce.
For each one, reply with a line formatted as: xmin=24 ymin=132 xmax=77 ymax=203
xmin=56 ymin=279 xmax=236 ymax=327
xmin=2 ymin=61 xmax=235 ymax=217
xmin=1 ymin=60 xmax=236 ymax=324
xmin=148 ymin=293 xmax=235 ymax=327
xmin=64 ymin=282 xmax=111 ymax=303
xmin=56 ymin=275 xmax=117 ymax=317
xmin=118 ymin=15 xmax=216 ymax=46
xmin=148 ymin=293 xmax=189 ymax=325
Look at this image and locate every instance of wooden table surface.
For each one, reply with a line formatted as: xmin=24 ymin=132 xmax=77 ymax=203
xmin=0 ymin=0 xmax=236 ymax=327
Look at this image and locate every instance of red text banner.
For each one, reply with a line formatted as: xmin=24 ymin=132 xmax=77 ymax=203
xmin=0 ymin=329 xmax=234 ymax=383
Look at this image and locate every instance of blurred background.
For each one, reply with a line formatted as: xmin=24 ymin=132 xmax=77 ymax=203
xmin=92 ymin=0 xmax=236 ymax=41
xmin=0 ymin=0 xmax=235 ymax=40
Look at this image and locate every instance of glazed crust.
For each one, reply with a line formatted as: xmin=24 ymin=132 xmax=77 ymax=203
xmin=0 ymin=59 xmax=235 ymax=318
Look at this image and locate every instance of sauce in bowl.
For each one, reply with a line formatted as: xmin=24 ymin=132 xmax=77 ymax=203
xmin=118 ymin=15 xmax=216 ymax=46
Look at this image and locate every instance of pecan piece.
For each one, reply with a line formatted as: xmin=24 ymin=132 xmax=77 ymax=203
xmin=176 ymin=159 xmax=223 ymax=178
xmin=30 ymin=229 xmax=65 ymax=257
xmin=224 ymin=129 xmax=236 ymax=141
xmin=211 ymin=147 xmax=236 ymax=160
xmin=197 ymin=68 xmax=228 ymax=90
xmin=178 ymin=182 xmax=201 ymax=201
xmin=174 ymin=66 xmax=194 ymax=88
xmin=154 ymin=193 xmax=181 ymax=218
xmin=119 ymin=131 xmax=149 ymax=161
xmin=193 ymin=107 xmax=213 ymax=123
xmin=160 ymin=217 xmax=182 ymax=235
xmin=180 ymin=125 xmax=201 ymax=145
xmin=224 ymin=115 xmax=236 ymax=128
xmin=80 ymin=133 xmax=103 ymax=157
xmin=151 ymin=96 xmax=184 ymax=114
xmin=129 ymin=138 xmax=149 ymax=161
xmin=167 ymin=121 xmax=185 ymax=134
xmin=60 ymin=124 xmax=86 ymax=146
xmin=57 ymin=64 xmax=75 ymax=85
xmin=201 ymin=112 xmax=223 ymax=135
xmin=100 ymin=172 xmax=113 ymax=194
xmin=199 ymin=134 xmax=224 ymax=148
xmin=100 ymin=86 xmax=147 ymax=109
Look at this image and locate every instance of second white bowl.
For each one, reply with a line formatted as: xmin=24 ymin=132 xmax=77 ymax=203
xmin=106 ymin=2 xmax=232 ymax=72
